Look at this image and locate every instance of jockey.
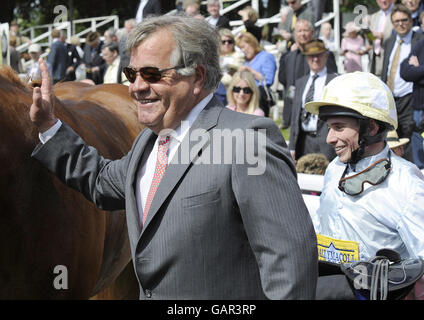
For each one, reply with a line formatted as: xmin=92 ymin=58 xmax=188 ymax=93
xmin=305 ymin=72 xmax=424 ymax=299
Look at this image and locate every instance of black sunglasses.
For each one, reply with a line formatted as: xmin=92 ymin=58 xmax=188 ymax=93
xmin=123 ymin=65 xmax=185 ymax=83
xmin=221 ymin=39 xmax=234 ymax=45
xmin=232 ymin=86 xmax=253 ymax=94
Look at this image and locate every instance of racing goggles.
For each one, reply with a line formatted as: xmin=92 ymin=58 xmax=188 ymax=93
xmin=123 ymin=65 xmax=185 ymax=83
xmin=338 ymin=154 xmax=391 ymax=196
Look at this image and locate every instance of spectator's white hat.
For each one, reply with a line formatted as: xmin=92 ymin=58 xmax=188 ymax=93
xmin=28 ymin=43 xmax=41 ymax=53
xmin=387 ymin=130 xmax=409 ymax=149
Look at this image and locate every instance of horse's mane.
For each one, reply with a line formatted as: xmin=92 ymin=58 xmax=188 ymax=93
xmin=0 ymin=66 xmax=30 ymax=91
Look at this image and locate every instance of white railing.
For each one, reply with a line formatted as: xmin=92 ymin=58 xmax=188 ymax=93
xmin=17 ymin=15 xmax=119 ymax=53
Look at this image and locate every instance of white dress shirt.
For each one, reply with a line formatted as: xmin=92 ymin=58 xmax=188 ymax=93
xmin=387 ymin=30 xmax=414 ymax=98
xmin=301 ymin=67 xmax=327 ymax=132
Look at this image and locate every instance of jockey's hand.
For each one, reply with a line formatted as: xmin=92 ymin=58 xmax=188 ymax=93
xmin=30 ymin=58 xmax=58 ymax=132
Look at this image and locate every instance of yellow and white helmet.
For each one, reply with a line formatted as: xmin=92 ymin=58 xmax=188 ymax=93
xmin=305 ymin=72 xmax=398 ymax=129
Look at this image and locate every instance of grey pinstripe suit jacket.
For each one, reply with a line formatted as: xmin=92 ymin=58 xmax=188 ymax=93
xmin=32 ymin=95 xmax=318 ymax=299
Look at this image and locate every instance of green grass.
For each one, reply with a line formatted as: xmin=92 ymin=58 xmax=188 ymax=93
xmin=273 ymin=118 xmax=290 ymax=142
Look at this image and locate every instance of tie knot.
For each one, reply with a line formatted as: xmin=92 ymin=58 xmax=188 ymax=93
xmin=159 ymin=135 xmax=170 ymax=146
xmin=398 ymin=39 xmax=403 ymax=45
xmin=312 ymin=74 xmax=319 ymax=81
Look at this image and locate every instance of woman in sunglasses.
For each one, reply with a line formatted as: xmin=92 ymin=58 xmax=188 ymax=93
xmin=305 ymin=72 xmax=424 ymax=300
xmin=218 ymin=28 xmax=245 ymax=88
xmin=226 ymin=70 xmax=263 ymax=116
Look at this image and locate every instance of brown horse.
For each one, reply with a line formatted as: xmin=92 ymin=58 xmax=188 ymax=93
xmin=0 ymin=67 xmax=142 ymax=299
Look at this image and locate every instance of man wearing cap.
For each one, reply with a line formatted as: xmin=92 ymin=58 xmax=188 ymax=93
xmin=387 ymin=130 xmax=409 ymax=157
xmin=381 ymin=4 xmax=424 ymax=162
xmin=304 ymin=71 xmax=424 ymax=299
xmin=26 ymin=44 xmax=43 ymax=80
xmin=278 ymin=19 xmax=337 ymax=129
xmin=289 ymin=39 xmax=337 ymax=162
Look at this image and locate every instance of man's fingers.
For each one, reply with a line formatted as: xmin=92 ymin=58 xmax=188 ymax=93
xmin=32 ymin=86 xmax=41 ymax=105
xmin=39 ymin=58 xmax=52 ymax=100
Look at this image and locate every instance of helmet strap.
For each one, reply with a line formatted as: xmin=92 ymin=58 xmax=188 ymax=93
xmin=348 ymin=119 xmax=388 ymax=164
xmin=348 ymin=119 xmax=370 ymax=164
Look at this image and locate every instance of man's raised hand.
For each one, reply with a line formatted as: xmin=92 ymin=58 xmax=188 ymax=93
xmin=30 ymin=58 xmax=57 ymax=132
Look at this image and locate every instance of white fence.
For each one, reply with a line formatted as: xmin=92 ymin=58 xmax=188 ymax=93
xmin=17 ymin=15 xmax=119 ymax=54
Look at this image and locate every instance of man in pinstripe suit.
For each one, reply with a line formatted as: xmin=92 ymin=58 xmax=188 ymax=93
xmin=30 ymin=15 xmax=317 ymax=299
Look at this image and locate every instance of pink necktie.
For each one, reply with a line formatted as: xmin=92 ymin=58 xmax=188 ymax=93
xmin=142 ymin=136 xmax=170 ymax=226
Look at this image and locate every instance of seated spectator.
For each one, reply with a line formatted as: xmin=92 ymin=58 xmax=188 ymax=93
xmin=219 ymin=28 xmax=245 ymax=87
xmin=341 ymin=21 xmax=368 ymax=73
xmin=206 ymin=0 xmax=230 ymax=29
xmin=387 ymin=129 xmax=409 ymax=157
xmin=82 ymin=31 xmax=105 ymax=84
xmin=296 ymin=153 xmax=329 ymax=175
xmin=319 ymin=22 xmax=336 ymax=52
xmin=279 ymin=0 xmax=315 ymax=50
xmin=99 ymin=42 xmax=129 ymax=85
xmin=238 ymin=6 xmax=262 ymax=43
xmin=237 ymin=32 xmax=277 ymax=116
xmin=226 ymin=70 xmax=264 ymax=116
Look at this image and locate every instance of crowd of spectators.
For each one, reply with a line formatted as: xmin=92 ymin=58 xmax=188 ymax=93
xmin=6 ymin=0 xmax=424 ymax=170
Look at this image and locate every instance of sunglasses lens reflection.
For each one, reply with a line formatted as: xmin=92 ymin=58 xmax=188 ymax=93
xmin=123 ymin=67 xmax=163 ymax=83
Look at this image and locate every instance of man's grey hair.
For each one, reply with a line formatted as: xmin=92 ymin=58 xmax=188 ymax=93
xmin=126 ymin=14 xmax=222 ymax=91
xmin=295 ymin=18 xmax=314 ymax=32
xmin=106 ymin=26 xmax=117 ymax=37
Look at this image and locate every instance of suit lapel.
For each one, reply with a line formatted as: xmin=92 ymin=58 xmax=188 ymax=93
xmin=125 ymin=129 xmax=157 ymax=242
xmin=140 ymin=97 xmax=222 ymax=234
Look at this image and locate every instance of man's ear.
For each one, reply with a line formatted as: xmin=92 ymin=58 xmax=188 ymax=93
xmin=193 ymin=64 xmax=206 ymax=95
xmin=368 ymin=119 xmax=380 ymax=136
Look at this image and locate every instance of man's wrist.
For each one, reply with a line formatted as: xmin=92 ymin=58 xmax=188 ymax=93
xmin=38 ymin=118 xmax=59 ymax=133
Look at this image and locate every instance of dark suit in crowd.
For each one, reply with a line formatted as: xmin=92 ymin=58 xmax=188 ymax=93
xmin=289 ymin=71 xmax=337 ymax=161
xmin=82 ymin=40 xmax=105 ymax=84
xmin=278 ymin=48 xmax=337 ymax=128
xmin=400 ymin=37 xmax=424 ymax=168
xmin=47 ymin=39 xmax=68 ymax=84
